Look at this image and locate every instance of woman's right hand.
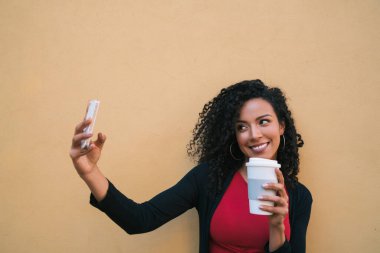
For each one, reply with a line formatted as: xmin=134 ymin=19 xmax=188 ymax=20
xmin=69 ymin=119 xmax=107 ymax=178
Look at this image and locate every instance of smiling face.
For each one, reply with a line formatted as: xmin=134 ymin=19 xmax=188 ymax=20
xmin=235 ymin=98 xmax=285 ymax=160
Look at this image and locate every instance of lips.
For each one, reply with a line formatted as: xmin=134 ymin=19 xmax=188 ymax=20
xmin=249 ymin=142 xmax=269 ymax=153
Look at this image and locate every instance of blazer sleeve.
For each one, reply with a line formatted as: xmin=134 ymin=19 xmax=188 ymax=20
xmin=89 ymin=167 xmax=201 ymax=234
xmin=265 ymin=182 xmax=313 ymax=253
xmin=289 ymin=182 xmax=313 ymax=253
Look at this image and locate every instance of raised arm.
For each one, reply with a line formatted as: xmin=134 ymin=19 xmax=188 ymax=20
xmin=69 ymin=119 xmax=109 ymax=201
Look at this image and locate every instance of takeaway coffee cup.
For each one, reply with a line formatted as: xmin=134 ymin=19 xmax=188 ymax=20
xmin=246 ymin=158 xmax=281 ymax=215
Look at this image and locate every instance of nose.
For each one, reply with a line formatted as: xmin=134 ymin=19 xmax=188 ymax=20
xmin=249 ymin=125 xmax=263 ymax=140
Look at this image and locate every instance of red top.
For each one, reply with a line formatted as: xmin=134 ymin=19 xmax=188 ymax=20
xmin=210 ymin=172 xmax=291 ymax=253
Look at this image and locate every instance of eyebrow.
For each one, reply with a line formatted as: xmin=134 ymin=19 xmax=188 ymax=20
xmin=236 ymin=114 xmax=272 ymax=123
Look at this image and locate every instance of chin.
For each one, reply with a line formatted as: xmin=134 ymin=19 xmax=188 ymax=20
xmin=249 ymin=153 xmax=276 ymax=160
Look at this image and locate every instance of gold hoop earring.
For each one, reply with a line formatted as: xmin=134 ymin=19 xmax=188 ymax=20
xmin=282 ymin=135 xmax=286 ymax=151
xmin=230 ymin=143 xmax=243 ymax=161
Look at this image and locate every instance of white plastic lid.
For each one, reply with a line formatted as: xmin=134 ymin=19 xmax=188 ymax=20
xmin=245 ymin=158 xmax=281 ymax=168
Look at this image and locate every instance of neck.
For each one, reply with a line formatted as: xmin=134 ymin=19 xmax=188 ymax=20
xmin=238 ymin=166 xmax=248 ymax=182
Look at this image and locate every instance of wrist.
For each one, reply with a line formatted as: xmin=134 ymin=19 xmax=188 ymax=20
xmin=269 ymin=223 xmax=285 ymax=252
xmin=80 ymin=166 xmax=109 ymax=202
xmin=270 ymin=223 xmax=285 ymax=232
xmin=79 ymin=165 xmax=100 ymax=181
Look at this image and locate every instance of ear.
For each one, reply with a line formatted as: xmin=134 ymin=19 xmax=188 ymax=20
xmin=279 ymin=121 xmax=285 ymax=135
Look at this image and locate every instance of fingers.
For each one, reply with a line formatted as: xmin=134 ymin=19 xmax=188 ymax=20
xmin=259 ymin=204 xmax=288 ymax=215
xmin=258 ymin=195 xmax=288 ymax=208
xmin=74 ymin=119 xmax=92 ymax=134
xmin=72 ymin=132 xmax=93 ymax=147
xmin=258 ymin=195 xmax=288 ymax=215
xmin=259 ymin=168 xmax=289 ymax=215
xmin=263 ymin=182 xmax=287 ymax=195
xmin=70 ymin=120 xmax=94 ymax=156
xmin=263 ymin=184 xmax=288 ymax=202
xmin=72 ymin=119 xmax=96 ymax=148
xmin=69 ymin=141 xmax=93 ymax=159
xmin=263 ymin=169 xmax=288 ymax=200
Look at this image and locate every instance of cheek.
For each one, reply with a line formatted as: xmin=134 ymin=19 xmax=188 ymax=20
xmin=273 ymin=131 xmax=282 ymax=145
xmin=235 ymin=133 xmax=242 ymax=145
xmin=265 ymin=126 xmax=282 ymax=140
xmin=235 ymin=132 xmax=246 ymax=146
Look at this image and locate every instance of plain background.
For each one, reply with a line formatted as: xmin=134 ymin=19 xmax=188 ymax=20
xmin=1 ymin=1 xmax=379 ymax=252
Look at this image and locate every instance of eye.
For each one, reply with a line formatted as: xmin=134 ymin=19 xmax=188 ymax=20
xmin=236 ymin=124 xmax=248 ymax=132
xmin=259 ymin=119 xmax=270 ymax=125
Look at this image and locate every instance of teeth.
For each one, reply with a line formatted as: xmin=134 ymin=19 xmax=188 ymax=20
xmin=251 ymin=143 xmax=268 ymax=152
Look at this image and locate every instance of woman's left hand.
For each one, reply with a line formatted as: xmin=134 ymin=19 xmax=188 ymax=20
xmin=259 ymin=168 xmax=289 ymax=227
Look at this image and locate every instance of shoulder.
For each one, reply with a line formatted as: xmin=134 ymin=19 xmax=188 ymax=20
xmin=173 ymin=163 xmax=211 ymax=199
xmin=185 ymin=163 xmax=211 ymax=182
xmin=290 ymin=181 xmax=313 ymax=208
xmin=177 ymin=163 xmax=211 ymax=185
xmin=293 ymin=181 xmax=312 ymax=198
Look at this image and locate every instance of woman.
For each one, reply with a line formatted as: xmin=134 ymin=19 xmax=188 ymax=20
xmin=70 ymin=80 xmax=312 ymax=253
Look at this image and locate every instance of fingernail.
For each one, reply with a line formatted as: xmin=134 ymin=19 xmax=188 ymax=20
xmin=262 ymin=183 xmax=269 ymax=187
xmin=258 ymin=196 xmax=264 ymax=200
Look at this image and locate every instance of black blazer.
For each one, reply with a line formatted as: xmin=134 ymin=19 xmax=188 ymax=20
xmin=90 ymin=163 xmax=312 ymax=253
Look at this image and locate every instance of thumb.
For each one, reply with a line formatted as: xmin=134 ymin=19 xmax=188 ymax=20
xmin=93 ymin=132 xmax=107 ymax=149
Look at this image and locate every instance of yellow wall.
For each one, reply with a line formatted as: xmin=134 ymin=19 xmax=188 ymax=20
xmin=1 ymin=1 xmax=379 ymax=252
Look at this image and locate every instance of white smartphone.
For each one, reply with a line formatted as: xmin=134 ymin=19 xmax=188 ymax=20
xmin=81 ymin=100 xmax=100 ymax=149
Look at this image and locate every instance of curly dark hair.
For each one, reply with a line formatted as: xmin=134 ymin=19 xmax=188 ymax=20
xmin=187 ymin=80 xmax=304 ymax=193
